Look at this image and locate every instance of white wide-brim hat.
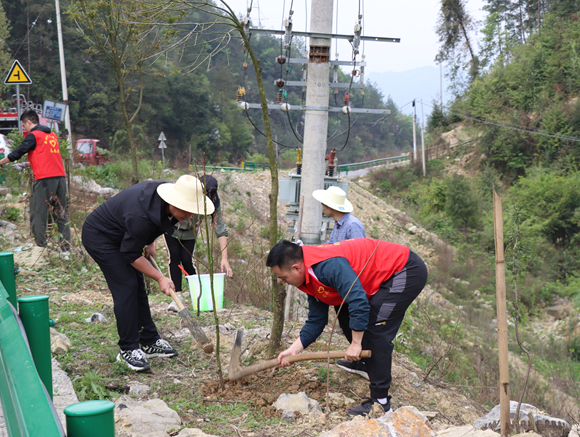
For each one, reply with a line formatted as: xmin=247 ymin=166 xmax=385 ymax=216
xmin=312 ymin=186 xmax=353 ymax=213
xmin=157 ymin=175 xmax=215 ymax=215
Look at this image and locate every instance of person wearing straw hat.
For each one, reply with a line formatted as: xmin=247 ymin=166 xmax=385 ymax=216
xmin=163 ymin=174 xmax=233 ymax=297
xmin=266 ymin=239 xmax=427 ymax=417
xmin=312 ymin=186 xmax=365 ymax=244
xmin=82 ymin=175 xmax=214 ymax=371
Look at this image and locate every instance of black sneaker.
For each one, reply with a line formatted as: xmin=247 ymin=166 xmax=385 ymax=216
xmin=140 ymin=339 xmax=179 ymax=358
xmin=116 ymin=349 xmax=151 ymax=371
xmin=336 ymin=359 xmax=369 ymax=380
xmin=346 ymin=397 xmax=392 ymax=417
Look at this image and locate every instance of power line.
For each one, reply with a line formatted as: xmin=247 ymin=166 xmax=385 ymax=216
xmin=422 ymin=101 xmax=580 ymax=143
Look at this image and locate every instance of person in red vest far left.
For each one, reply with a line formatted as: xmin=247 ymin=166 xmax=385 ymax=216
xmin=0 ymin=109 xmax=71 ymax=255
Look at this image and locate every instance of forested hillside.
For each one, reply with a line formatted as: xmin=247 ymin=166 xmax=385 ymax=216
xmin=377 ymin=0 xmax=580 ymax=347
xmin=0 ymin=0 xmax=414 ymax=166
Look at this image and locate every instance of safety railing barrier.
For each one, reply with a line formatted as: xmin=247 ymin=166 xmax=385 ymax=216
xmin=337 ymin=154 xmax=410 ymax=175
xmin=0 ymin=252 xmax=115 ymax=437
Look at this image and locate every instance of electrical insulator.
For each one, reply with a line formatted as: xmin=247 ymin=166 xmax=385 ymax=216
xmin=342 ymin=106 xmax=351 ymax=114
xmin=243 ymin=61 xmax=248 ymax=69
xmin=276 ymin=55 xmax=287 ymax=64
xmin=352 ymin=70 xmax=358 ymax=76
xmin=238 ymin=101 xmax=250 ymax=110
xmin=344 ymin=92 xmax=350 ymax=106
xmin=237 ymin=91 xmax=241 ymax=102
xmin=278 ymin=91 xmax=283 ymax=103
xmin=275 ymin=78 xmax=285 ymax=88
xmin=281 ymin=103 xmax=291 ymax=112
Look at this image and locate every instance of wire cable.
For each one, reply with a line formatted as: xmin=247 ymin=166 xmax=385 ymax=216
xmin=11 ymin=0 xmax=52 ymax=60
xmin=422 ymin=101 xmax=580 ymax=142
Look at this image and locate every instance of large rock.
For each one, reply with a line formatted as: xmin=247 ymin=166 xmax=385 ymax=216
xmin=175 ymin=430 xmax=219 ymax=437
xmin=319 ymin=406 xmax=437 ymax=437
xmin=50 ymin=328 xmax=72 ymax=355
xmin=546 ymin=304 xmax=572 ymax=320
xmin=437 ymin=425 xmax=500 ymax=437
xmin=473 ymin=401 xmax=570 ymax=437
xmin=114 ymin=395 xmax=181 ymax=437
xmin=274 ymin=392 xmax=322 ymax=414
xmin=13 ymin=245 xmax=48 ymax=268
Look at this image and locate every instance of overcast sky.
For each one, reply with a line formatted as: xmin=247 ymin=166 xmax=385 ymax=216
xmin=222 ymin=0 xmax=486 ymax=74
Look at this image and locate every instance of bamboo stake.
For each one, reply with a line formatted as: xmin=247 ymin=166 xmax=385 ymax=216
xmin=493 ymin=187 xmax=510 ymax=436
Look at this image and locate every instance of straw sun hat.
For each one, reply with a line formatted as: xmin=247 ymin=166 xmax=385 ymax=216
xmin=312 ymin=186 xmax=353 ymax=213
xmin=157 ymin=175 xmax=215 ymax=215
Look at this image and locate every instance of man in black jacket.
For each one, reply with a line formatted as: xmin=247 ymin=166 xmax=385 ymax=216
xmin=82 ymin=175 xmax=214 ymax=371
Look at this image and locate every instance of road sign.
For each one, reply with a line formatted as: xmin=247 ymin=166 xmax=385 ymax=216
xmin=158 ymin=140 xmax=167 ymax=149
xmin=43 ymin=100 xmax=68 ymax=121
xmin=158 ymin=132 xmax=166 ymax=141
xmin=4 ymin=60 xmax=32 ymax=85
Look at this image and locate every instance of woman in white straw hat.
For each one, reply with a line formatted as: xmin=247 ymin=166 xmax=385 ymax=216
xmin=312 ymin=186 xmax=366 ymax=244
xmin=82 ymin=175 xmax=214 ymax=371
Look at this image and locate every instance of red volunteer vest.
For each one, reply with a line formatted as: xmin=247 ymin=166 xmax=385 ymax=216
xmin=298 ymin=239 xmax=410 ymax=305
xmin=28 ymin=130 xmax=66 ymax=181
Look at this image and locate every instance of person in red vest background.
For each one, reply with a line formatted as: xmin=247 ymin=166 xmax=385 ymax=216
xmin=0 ymin=109 xmax=71 ymax=253
xmin=266 ymin=238 xmax=428 ymax=417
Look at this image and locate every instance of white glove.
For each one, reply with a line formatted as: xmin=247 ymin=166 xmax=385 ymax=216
xmin=295 ymin=239 xmax=304 ymax=246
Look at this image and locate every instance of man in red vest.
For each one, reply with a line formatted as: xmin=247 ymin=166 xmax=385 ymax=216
xmin=0 ymin=110 xmax=70 ymax=252
xmin=266 ymin=238 xmax=428 ymax=416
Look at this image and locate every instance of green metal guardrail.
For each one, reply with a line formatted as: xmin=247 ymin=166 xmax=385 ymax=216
xmin=337 ymin=154 xmax=410 ymax=175
xmin=0 ymin=252 xmax=115 ymax=437
xmin=0 ymin=281 xmax=63 ymax=436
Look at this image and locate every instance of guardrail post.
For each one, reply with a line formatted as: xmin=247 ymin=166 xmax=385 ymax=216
xmin=0 ymin=252 xmax=17 ymax=309
xmin=18 ymin=295 xmax=52 ymax=399
xmin=65 ymin=400 xmax=115 ymax=437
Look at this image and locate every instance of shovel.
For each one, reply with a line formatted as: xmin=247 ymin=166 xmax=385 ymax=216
xmin=147 ymin=255 xmax=214 ymax=354
xmin=228 ymin=329 xmax=371 ymax=382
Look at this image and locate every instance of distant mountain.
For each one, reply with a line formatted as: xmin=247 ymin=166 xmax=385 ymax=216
xmin=368 ymin=66 xmax=450 ymax=114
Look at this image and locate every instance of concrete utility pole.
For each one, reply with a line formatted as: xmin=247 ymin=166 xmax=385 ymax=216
xmin=412 ymin=99 xmax=417 ymax=161
xmin=299 ymin=0 xmax=333 ymax=244
xmin=55 ymin=0 xmax=72 ymax=143
xmin=421 ymin=100 xmax=426 ymax=176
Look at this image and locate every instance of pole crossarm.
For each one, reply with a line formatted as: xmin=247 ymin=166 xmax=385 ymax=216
xmin=249 ymin=28 xmax=400 ymax=43
xmin=243 ymin=103 xmax=391 ymax=114
xmin=289 ymin=59 xmax=367 ymax=66
xmin=286 ymin=80 xmax=364 ymax=89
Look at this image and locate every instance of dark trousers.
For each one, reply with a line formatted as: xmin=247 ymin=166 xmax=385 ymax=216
xmin=335 ymin=251 xmax=428 ymax=399
xmin=31 ymin=177 xmax=71 ymax=250
xmin=82 ymin=223 xmax=160 ymax=350
xmin=163 ymin=234 xmax=196 ymax=292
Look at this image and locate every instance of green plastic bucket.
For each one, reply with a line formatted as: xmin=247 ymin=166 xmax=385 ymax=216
xmin=187 ymin=273 xmax=225 ymax=311
xmin=64 ymin=400 xmax=115 ymax=437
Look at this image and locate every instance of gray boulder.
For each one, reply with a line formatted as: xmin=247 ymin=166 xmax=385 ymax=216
xmin=473 ymin=401 xmax=570 ymax=437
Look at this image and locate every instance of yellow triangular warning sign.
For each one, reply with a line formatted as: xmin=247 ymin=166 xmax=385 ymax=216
xmin=4 ymin=60 xmax=32 ymax=85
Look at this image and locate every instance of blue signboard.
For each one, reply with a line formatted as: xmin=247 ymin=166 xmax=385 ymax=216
xmin=43 ymin=100 xmax=67 ymax=121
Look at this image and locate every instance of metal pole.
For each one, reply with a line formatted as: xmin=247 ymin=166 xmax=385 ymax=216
xmin=18 ymin=295 xmax=53 ymax=399
xmin=493 ymin=188 xmax=510 ymax=437
xmin=300 ymin=0 xmax=333 ymax=245
xmin=16 ymin=84 xmax=22 ymax=135
xmin=55 ymin=0 xmax=72 ymax=145
xmin=65 ymin=400 xmax=115 ymax=437
xmin=412 ymin=100 xmax=417 ymax=161
xmin=161 ymin=146 xmax=165 ymax=168
xmin=0 ymin=252 xmax=17 ymax=309
xmin=421 ymin=100 xmax=426 ymax=176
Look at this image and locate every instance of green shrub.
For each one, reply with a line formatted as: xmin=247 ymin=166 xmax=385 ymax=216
xmin=2 ymin=207 xmax=21 ymax=222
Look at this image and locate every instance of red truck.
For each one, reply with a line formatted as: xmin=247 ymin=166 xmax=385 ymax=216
xmin=74 ymin=139 xmax=107 ymax=165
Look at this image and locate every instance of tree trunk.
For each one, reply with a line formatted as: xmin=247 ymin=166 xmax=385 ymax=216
xmin=240 ymin=30 xmax=286 ymax=357
xmin=117 ymin=76 xmax=140 ymax=185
